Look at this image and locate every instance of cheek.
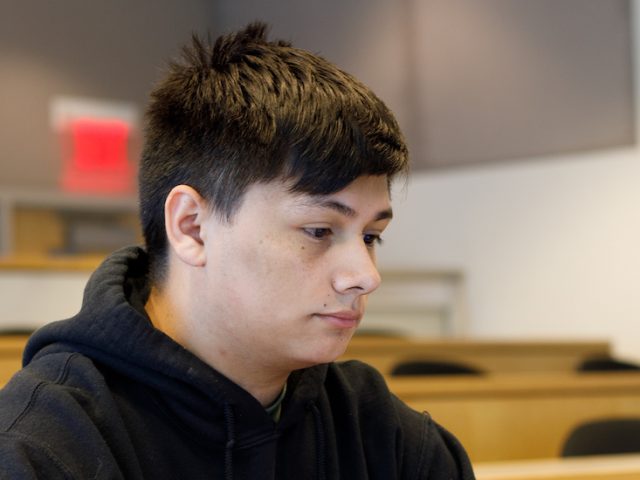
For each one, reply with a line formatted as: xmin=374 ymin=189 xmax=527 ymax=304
xmin=209 ymin=227 xmax=330 ymax=323
xmin=235 ymin=234 xmax=315 ymax=296
xmin=259 ymin=242 xmax=332 ymax=315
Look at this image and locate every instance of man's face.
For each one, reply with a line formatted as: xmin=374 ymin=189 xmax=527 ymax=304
xmin=196 ymin=175 xmax=393 ymax=371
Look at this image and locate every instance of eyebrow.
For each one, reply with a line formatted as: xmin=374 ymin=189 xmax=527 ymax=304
xmin=308 ymin=199 xmax=393 ymax=221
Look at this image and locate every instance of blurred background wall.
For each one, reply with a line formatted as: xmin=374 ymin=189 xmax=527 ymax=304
xmin=0 ymin=0 xmax=217 ymax=188
xmin=1 ymin=1 xmax=640 ymax=359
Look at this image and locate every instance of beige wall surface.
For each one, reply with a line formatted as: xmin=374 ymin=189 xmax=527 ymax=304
xmin=0 ymin=0 xmax=217 ymax=189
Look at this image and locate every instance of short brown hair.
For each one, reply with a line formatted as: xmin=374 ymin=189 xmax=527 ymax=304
xmin=139 ymin=22 xmax=409 ymax=282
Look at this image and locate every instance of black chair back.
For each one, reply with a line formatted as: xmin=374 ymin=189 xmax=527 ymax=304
xmin=578 ymin=356 xmax=640 ymax=372
xmin=561 ymin=418 xmax=640 ymax=457
xmin=390 ymin=360 xmax=482 ymax=376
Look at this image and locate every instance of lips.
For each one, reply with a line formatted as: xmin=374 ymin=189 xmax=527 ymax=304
xmin=315 ymin=310 xmax=362 ymax=329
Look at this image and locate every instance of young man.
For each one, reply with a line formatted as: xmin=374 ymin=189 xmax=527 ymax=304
xmin=0 ymin=24 xmax=474 ymax=479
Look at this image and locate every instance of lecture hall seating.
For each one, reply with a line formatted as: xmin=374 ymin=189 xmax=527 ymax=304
xmin=387 ymin=372 xmax=640 ymax=462
xmin=474 ymin=453 xmax=640 ymax=480
xmin=341 ymin=336 xmax=611 ymax=374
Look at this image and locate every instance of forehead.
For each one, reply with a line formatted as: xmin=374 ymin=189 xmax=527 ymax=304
xmin=286 ymin=175 xmax=392 ymax=217
xmin=237 ymin=175 xmax=392 ymax=219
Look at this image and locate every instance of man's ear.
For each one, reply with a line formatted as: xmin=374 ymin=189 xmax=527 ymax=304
xmin=164 ymin=185 xmax=208 ymax=267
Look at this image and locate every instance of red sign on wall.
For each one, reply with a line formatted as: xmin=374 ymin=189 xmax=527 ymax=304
xmin=51 ymin=97 xmax=138 ymax=195
xmin=60 ymin=116 xmax=135 ymax=194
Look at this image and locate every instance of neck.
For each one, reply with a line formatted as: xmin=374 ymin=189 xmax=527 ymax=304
xmin=145 ymin=285 xmax=289 ymax=406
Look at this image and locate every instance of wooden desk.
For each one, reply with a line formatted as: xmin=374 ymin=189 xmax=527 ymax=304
xmin=341 ymin=337 xmax=610 ymax=374
xmin=387 ymin=372 xmax=640 ymax=462
xmin=0 ymin=255 xmax=103 ymax=271
xmin=0 ymin=335 xmax=28 ymax=385
xmin=475 ymin=453 xmax=640 ymax=480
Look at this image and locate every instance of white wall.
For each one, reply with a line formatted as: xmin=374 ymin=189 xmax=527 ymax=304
xmin=382 ymin=148 xmax=640 ymax=358
xmin=0 ymin=271 xmax=89 ymax=331
xmin=379 ymin=2 xmax=640 ymax=360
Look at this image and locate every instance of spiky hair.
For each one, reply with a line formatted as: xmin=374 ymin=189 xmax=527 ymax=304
xmin=139 ymin=22 xmax=409 ymax=282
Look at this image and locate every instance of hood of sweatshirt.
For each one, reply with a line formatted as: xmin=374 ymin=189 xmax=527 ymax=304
xmin=23 ymin=246 xmax=328 ymax=454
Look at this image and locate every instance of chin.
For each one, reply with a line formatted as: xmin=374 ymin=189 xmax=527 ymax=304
xmin=297 ymin=335 xmax=353 ymax=367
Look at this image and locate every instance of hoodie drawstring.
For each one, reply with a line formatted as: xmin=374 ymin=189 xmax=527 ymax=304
xmin=309 ymin=403 xmax=326 ymax=480
xmin=223 ymin=403 xmax=236 ymax=480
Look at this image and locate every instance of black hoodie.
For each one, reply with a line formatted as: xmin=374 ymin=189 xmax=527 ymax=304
xmin=0 ymin=247 xmax=475 ymax=479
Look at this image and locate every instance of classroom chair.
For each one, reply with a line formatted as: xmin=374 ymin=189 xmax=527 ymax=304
xmin=577 ymin=356 xmax=640 ymax=372
xmin=389 ymin=360 xmax=483 ymax=376
xmin=561 ymin=417 xmax=640 ymax=457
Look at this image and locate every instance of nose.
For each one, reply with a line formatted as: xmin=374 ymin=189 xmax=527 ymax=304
xmin=331 ymin=240 xmax=382 ymax=296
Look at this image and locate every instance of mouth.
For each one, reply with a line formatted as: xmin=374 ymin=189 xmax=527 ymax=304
xmin=314 ymin=311 xmax=362 ymax=329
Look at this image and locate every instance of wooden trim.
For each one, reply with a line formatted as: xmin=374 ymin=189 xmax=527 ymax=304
xmin=475 ymin=453 xmax=640 ymax=480
xmin=0 ymin=255 xmax=104 ymax=271
xmin=341 ymin=337 xmax=611 ymax=374
xmin=387 ymin=372 xmax=640 ymax=399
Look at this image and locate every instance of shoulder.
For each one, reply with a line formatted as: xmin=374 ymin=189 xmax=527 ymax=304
xmin=327 ymin=359 xmax=389 ymax=393
xmin=0 ymin=352 xmax=97 ymax=425
xmin=325 ymin=359 xmax=398 ymax=417
xmin=0 ymin=352 xmax=122 ymax=479
xmin=326 ymin=360 xmax=475 ymax=479
xmin=0 ymin=430 xmax=75 ymax=480
xmin=398 ymin=409 xmax=475 ymax=479
xmin=0 ymin=351 xmax=109 ymax=425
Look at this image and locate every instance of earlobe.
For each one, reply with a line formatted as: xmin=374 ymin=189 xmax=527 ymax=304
xmin=164 ymin=185 xmax=208 ymax=267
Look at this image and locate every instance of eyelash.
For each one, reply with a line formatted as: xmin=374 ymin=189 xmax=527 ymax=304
xmin=303 ymin=228 xmax=383 ymax=247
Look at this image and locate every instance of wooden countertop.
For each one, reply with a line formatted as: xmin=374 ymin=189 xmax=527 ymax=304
xmin=0 ymin=255 xmax=104 ymax=271
xmin=475 ymin=453 xmax=640 ymax=480
xmin=386 ymin=371 xmax=640 ymax=399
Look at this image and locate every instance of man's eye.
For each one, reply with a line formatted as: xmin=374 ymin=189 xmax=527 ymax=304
xmin=304 ymin=227 xmax=332 ymax=239
xmin=363 ymin=234 xmax=383 ymax=247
